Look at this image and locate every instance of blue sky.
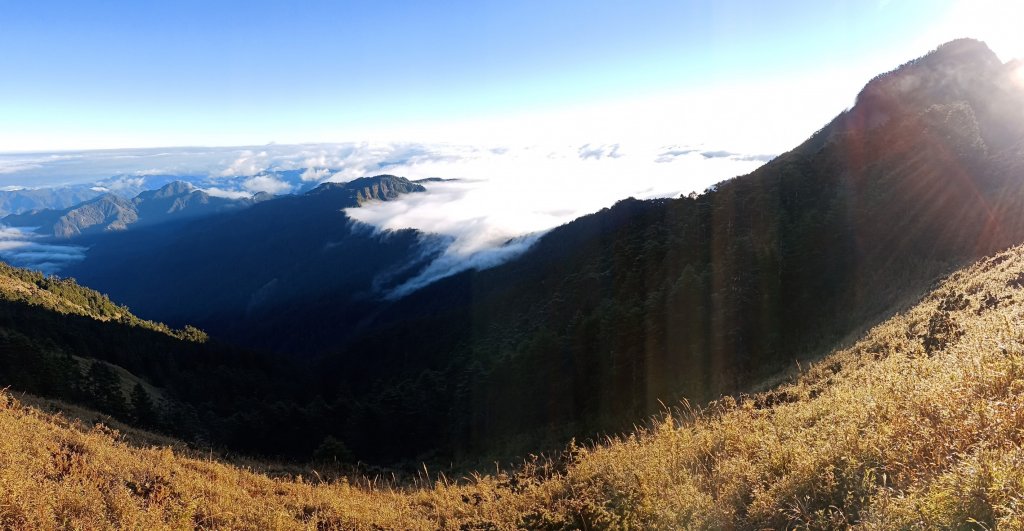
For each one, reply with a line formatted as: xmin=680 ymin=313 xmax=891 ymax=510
xmin=6 ymin=0 xmax=1011 ymax=151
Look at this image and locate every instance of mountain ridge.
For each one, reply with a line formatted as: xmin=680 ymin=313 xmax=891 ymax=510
xmin=3 ymin=180 xmax=267 ymax=239
xmin=308 ymin=174 xmax=427 ymax=205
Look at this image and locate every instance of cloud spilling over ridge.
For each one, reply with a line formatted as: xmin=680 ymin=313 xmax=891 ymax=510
xmin=385 ymin=232 xmax=543 ymax=299
xmin=342 ymin=143 xmax=769 ymax=294
xmin=0 ymin=227 xmax=87 ymax=274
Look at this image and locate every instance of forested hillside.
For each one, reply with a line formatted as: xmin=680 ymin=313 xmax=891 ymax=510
xmin=0 ymin=261 xmax=344 ymax=460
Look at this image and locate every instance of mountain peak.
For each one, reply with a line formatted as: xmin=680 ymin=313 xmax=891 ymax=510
xmin=932 ymin=38 xmax=1000 ymax=63
xmin=139 ymin=180 xmax=197 ymax=201
xmin=158 ymin=180 xmax=195 ymax=195
xmin=308 ymin=175 xmax=426 ymax=205
xmin=854 ymin=39 xmax=1002 ymax=109
xmin=792 ymin=37 xmax=1022 ymax=156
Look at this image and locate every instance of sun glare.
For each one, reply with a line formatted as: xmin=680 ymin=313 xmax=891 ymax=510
xmin=1012 ymin=63 xmax=1024 ymax=88
xmin=939 ymin=0 xmax=1024 ymax=62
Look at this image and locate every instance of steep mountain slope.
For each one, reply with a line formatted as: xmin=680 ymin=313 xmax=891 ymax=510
xmin=307 ymin=39 xmax=1024 ymax=461
xmin=3 ymin=181 xmax=265 ymax=238
xmin=0 ymin=261 xmax=202 ymax=337
xmin=4 ymin=243 xmax=1024 ymax=529
xmin=64 ymin=175 xmax=440 ymax=354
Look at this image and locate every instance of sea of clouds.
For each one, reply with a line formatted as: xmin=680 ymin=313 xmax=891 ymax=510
xmin=0 ymin=141 xmax=773 ymax=293
xmin=0 ymin=226 xmax=87 ymax=273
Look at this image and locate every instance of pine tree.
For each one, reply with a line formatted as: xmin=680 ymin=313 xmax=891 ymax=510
xmin=130 ymin=382 xmax=158 ymax=427
xmin=86 ymin=361 xmax=127 ymax=418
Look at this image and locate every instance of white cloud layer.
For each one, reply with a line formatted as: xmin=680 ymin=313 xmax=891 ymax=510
xmin=202 ymin=186 xmax=253 ymax=199
xmin=0 ymin=226 xmax=87 ymax=274
xmin=339 ymin=142 xmax=767 ymax=292
xmin=0 ymin=140 xmax=772 ymax=292
xmin=243 ymin=174 xmax=293 ymax=195
xmin=219 ymin=150 xmax=271 ymax=177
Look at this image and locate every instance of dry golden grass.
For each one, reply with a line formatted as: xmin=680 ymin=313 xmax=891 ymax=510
xmin=6 ymin=245 xmax=1024 ymax=529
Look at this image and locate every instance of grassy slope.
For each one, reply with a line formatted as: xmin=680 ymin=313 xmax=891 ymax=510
xmin=5 ymin=245 xmax=1024 ymax=529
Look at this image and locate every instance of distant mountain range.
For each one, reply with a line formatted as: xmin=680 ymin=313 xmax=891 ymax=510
xmin=0 ymin=170 xmax=453 ymax=240
xmin=0 ymin=186 xmax=104 ymax=218
xmin=0 ymin=168 xmax=327 ymax=220
xmin=4 ymin=181 xmax=270 ymax=238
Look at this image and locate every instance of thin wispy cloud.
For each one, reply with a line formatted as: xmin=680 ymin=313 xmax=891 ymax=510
xmin=0 ymin=227 xmax=87 ymax=274
xmin=219 ymin=151 xmax=260 ymax=177
xmin=91 ymin=176 xmax=146 ymax=193
xmin=578 ymin=143 xmax=622 ymax=160
xmin=699 ymin=150 xmax=776 ymax=162
xmin=203 ymin=187 xmax=255 ymax=200
xmin=656 ymin=147 xmax=777 ymax=164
